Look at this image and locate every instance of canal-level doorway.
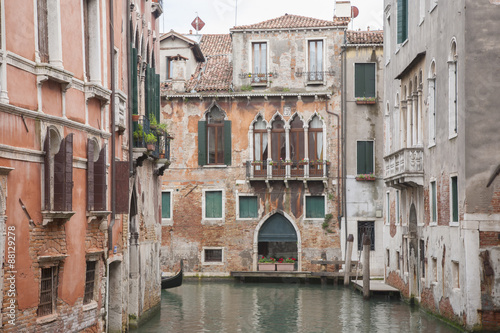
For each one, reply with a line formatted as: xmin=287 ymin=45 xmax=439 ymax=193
xmin=253 ymin=211 xmax=301 ymax=271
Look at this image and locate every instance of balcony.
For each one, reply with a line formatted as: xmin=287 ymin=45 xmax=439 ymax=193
xmin=245 ymin=160 xmax=329 ymax=187
xmin=384 ymin=147 xmax=424 ymax=188
xmin=132 ymin=115 xmax=171 ymax=161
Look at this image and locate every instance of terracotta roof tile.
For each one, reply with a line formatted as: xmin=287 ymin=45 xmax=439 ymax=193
xmin=346 ymin=30 xmax=383 ymax=45
xmin=232 ymin=14 xmax=349 ymax=30
xmin=185 ymin=34 xmax=233 ymax=93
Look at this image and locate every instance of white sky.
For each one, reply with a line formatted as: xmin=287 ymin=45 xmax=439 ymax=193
xmin=161 ymin=0 xmax=384 ymax=35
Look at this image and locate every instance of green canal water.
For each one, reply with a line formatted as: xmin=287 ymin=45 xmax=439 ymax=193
xmin=132 ymin=280 xmax=462 ymax=333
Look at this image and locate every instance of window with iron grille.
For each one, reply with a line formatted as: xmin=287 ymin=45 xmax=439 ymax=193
xmin=308 ymin=40 xmax=323 ymax=81
xmin=204 ymin=249 xmax=223 ymax=262
xmin=38 ymin=266 xmax=58 ymax=317
xmin=357 ymin=221 xmax=375 ymax=251
xmin=83 ymin=261 xmax=96 ymax=304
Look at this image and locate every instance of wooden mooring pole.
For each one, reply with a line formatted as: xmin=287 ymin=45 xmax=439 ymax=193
xmin=344 ymin=234 xmax=354 ymax=286
xmin=362 ymin=235 xmax=371 ymax=300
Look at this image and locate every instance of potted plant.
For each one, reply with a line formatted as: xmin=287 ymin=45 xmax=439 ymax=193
xmin=149 ymin=114 xmax=158 ymax=130
xmin=251 ymin=160 xmax=263 ymax=166
xmin=275 ymin=257 xmax=296 ymax=271
xmin=298 ymin=158 xmax=308 ymax=165
xmin=145 ymin=133 xmax=157 ymax=151
xmin=132 ymin=114 xmax=140 ymax=122
xmin=156 ymin=122 xmax=168 ymax=136
xmin=356 ymin=97 xmax=377 ymax=105
xmin=258 ymin=256 xmax=276 ymax=271
xmin=133 ymin=123 xmax=144 ymax=143
xmin=355 ymin=173 xmax=376 ymax=181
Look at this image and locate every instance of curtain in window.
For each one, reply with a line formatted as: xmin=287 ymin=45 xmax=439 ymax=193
xmin=308 ymin=116 xmax=323 ymax=161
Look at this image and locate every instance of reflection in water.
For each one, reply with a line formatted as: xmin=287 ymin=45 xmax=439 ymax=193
xmin=132 ymin=281 xmax=461 ymax=333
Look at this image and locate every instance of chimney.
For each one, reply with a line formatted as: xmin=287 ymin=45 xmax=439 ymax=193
xmin=189 ymin=30 xmax=192 ymax=34
xmin=335 ymin=1 xmax=351 ymax=18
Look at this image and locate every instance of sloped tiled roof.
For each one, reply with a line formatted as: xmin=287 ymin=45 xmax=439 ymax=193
xmin=231 ymin=14 xmax=349 ymax=31
xmin=346 ymin=30 xmax=384 ymax=45
xmin=185 ymin=34 xmax=233 ymax=93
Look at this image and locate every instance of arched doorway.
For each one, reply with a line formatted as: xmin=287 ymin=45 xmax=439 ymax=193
xmin=253 ymin=212 xmax=301 ymax=271
xmin=409 ymin=203 xmax=419 ymax=298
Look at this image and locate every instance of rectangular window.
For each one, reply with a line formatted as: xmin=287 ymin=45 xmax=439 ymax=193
xmin=358 ymin=221 xmax=375 ymax=251
xmin=396 ymin=251 xmax=401 ymax=270
xmin=38 ymin=266 xmax=58 ymax=317
xmin=162 ymin=191 xmax=171 ymax=219
xmin=452 ymin=261 xmax=460 ymax=289
xmin=354 ymin=63 xmax=376 ymax=98
xmin=239 ymin=196 xmax=258 ymax=219
xmin=205 ymin=191 xmax=222 ymax=219
xmin=84 ymin=261 xmax=96 ymax=304
xmin=308 ymin=40 xmax=323 ymax=81
xmin=451 ymin=176 xmax=458 ymax=223
xmin=357 ymin=141 xmax=374 ymax=174
xmin=305 ymin=196 xmax=325 ymax=219
xmin=166 ymin=56 xmax=173 ymax=79
xmin=252 ymin=42 xmax=267 ymax=83
xmin=386 ymin=192 xmax=390 ymax=225
xmin=420 ymin=239 xmax=425 ymax=278
xmin=386 ymin=249 xmax=390 ymax=267
xmin=432 ymin=257 xmax=438 ymax=282
xmin=431 ymin=181 xmax=437 ymax=223
xmin=204 ymin=249 xmax=223 ymax=263
xmin=397 ymin=0 xmax=408 ymax=44
xmin=37 ymin=0 xmax=49 ymax=62
xmin=396 ymin=190 xmax=400 ymax=225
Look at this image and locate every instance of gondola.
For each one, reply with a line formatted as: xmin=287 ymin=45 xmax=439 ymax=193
xmin=161 ymin=259 xmax=183 ymax=289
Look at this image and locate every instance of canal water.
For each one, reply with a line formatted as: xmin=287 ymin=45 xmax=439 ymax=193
xmin=133 ymin=281 xmax=462 ymax=333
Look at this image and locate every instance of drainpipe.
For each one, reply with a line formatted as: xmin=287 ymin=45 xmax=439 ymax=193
xmin=107 ymin=1 xmax=116 ymax=331
xmin=127 ymin=0 xmax=133 ymax=176
xmin=341 ymin=30 xmax=348 ymax=258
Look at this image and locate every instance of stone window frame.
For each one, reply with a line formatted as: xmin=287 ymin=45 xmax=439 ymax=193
xmin=201 ymin=247 xmax=224 ymax=266
xmin=201 ymin=188 xmax=225 ymax=224
xmin=161 ymin=189 xmax=173 ymax=226
xmin=356 ymin=139 xmax=375 ymax=175
xmin=248 ymin=39 xmax=269 ymax=86
xmin=448 ymin=37 xmax=458 ymax=140
xmin=385 ymin=191 xmax=390 ymax=226
xmin=82 ymin=254 xmax=100 ymax=311
xmin=353 ymin=62 xmax=377 ymax=99
xmin=82 ymin=0 xmax=102 ymax=84
xmin=236 ymin=193 xmax=259 ymax=221
xmin=431 ymin=256 xmax=438 ymax=285
xmin=429 ymin=178 xmax=438 ymax=225
xmin=449 ymin=173 xmax=459 ymax=227
xmin=36 ymin=259 xmax=63 ymax=323
xmin=35 ymin=0 xmax=63 ymax=67
xmin=396 ymin=190 xmax=400 ymax=225
xmin=452 ymin=260 xmax=460 ymax=290
xmin=303 ymin=194 xmax=327 ymax=222
xmin=305 ymin=37 xmax=327 ymax=85
xmin=428 ymin=59 xmax=437 ymax=148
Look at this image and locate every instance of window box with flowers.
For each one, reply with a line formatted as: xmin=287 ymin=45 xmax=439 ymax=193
xmin=298 ymin=159 xmax=309 ymax=166
xmin=355 ymin=173 xmax=376 ymax=181
xmin=275 ymin=257 xmax=296 ymax=271
xmin=251 ymin=160 xmax=263 ymax=166
xmin=355 ymin=97 xmax=377 ymax=105
xmin=258 ymin=257 xmax=276 ymax=271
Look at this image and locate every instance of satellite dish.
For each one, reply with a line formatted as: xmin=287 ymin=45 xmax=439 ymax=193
xmin=351 ymin=6 xmax=359 ymax=19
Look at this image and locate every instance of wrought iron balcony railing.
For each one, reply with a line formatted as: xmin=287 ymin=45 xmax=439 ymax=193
xmin=384 ymin=147 xmax=424 ymax=188
xmin=245 ymin=160 xmax=329 ymax=180
xmin=132 ymin=115 xmax=171 ymax=160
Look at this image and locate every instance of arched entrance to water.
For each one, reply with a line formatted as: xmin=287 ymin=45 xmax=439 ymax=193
xmin=253 ymin=212 xmax=301 ymax=271
xmin=408 ymin=203 xmax=419 ymax=298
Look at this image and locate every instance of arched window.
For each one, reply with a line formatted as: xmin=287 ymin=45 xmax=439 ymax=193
xmin=289 ymin=115 xmax=304 ymax=162
xmin=308 ymin=115 xmax=323 ymax=161
xmin=198 ymin=104 xmax=231 ymax=166
xmin=271 ymin=115 xmax=286 ymax=161
xmin=449 ymin=39 xmax=458 ymax=137
xmin=253 ymin=116 xmax=268 ymax=162
xmin=428 ymin=60 xmax=437 ymax=146
xmin=207 ymin=106 xmax=225 ymax=164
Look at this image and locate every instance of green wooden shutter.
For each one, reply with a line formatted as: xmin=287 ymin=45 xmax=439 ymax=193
xmin=131 ymin=46 xmax=138 ymax=115
xmin=224 ymin=120 xmax=232 ymax=165
xmin=431 ymin=182 xmax=437 ymax=222
xmin=354 ymin=64 xmax=365 ymax=98
xmin=87 ymin=139 xmax=94 ymax=211
xmin=155 ymin=73 xmax=160 ymax=121
xmin=145 ymin=66 xmax=149 ymax=119
xmin=306 ymin=196 xmax=325 ymax=218
xmin=397 ymin=0 xmax=407 ymax=44
xmin=240 ymin=196 xmax=257 ymax=218
xmin=162 ymin=192 xmax=171 ymax=219
xmin=366 ymin=141 xmax=374 ymax=174
xmin=206 ymin=191 xmax=222 ymax=218
xmin=198 ymin=121 xmax=207 ymax=166
xmin=357 ymin=141 xmax=366 ymax=174
xmin=452 ymin=177 xmax=458 ymax=222
xmin=249 ymin=197 xmax=258 ymax=217
xmin=366 ymin=64 xmax=376 ymax=98
xmin=240 ymin=197 xmax=248 ymax=218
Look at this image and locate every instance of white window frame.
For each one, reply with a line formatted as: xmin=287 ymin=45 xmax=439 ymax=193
xmin=449 ymin=173 xmax=459 ymax=227
xmin=353 ymin=62 xmax=377 ymax=99
xmin=248 ymin=40 xmax=269 ymax=85
xmin=202 ymin=189 xmax=225 ymax=223
xmin=385 ymin=191 xmax=390 ymax=225
xmin=201 ymin=247 xmax=225 ymax=266
xmin=236 ymin=193 xmax=259 ymax=221
xmin=305 ymin=37 xmax=327 ymax=85
xmin=430 ymin=179 xmax=438 ymax=225
xmin=396 ymin=190 xmax=400 ymax=225
xmin=304 ymin=194 xmax=327 ymax=221
xmin=161 ymin=190 xmax=173 ymax=226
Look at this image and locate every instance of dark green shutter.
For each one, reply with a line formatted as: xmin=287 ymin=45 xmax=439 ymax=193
xmin=155 ymin=73 xmax=160 ymax=121
xmin=366 ymin=141 xmax=374 ymax=174
xmin=240 ymin=196 xmax=258 ymax=218
xmin=357 ymin=141 xmax=374 ymax=174
xmin=198 ymin=121 xmax=207 ymax=166
xmin=431 ymin=182 xmax=437 ymax=222
xmin=306 ymin=196 xmax=325 ymax=218
xmin=397 ymin=0 xmax=407 ymax=44
xmin=162 ymin=192 xmax=171 ymax=219
xmin=452 ymin=177 xmax=458 ymax=222
xmin=131 ymin=46 xmax=138 ymax=115
xmin=240 ymin=197 xmax=248 ymax=218
xmin=355 ymin=64 xmax=365 ymax=98
xmin=224 ymin=120 xmax=232 ymax=165
xmin=145 ymin=66 xmax=149 ymax=119
xmin=206 ymin=191 xmax=222 ymax=218
xmin=366 ymin=64 xmax=376 ymax=98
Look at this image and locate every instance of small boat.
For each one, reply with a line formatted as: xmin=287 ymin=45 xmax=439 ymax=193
xmin=161 ymin=259 xmax=183 ymax=289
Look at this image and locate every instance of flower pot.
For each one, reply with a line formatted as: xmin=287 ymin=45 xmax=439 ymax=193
xmin=355 ymin=176 xmax=376 ymax=181
xmin=276 ymin=263 xmax=295 ymax=271
xmin=132 ymin=114 xmax=140 ymax=122
xmin=147 ymin=144 xmax=155 ymax=151
xmin=258 ymin=263 xmax=275 ymax=271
